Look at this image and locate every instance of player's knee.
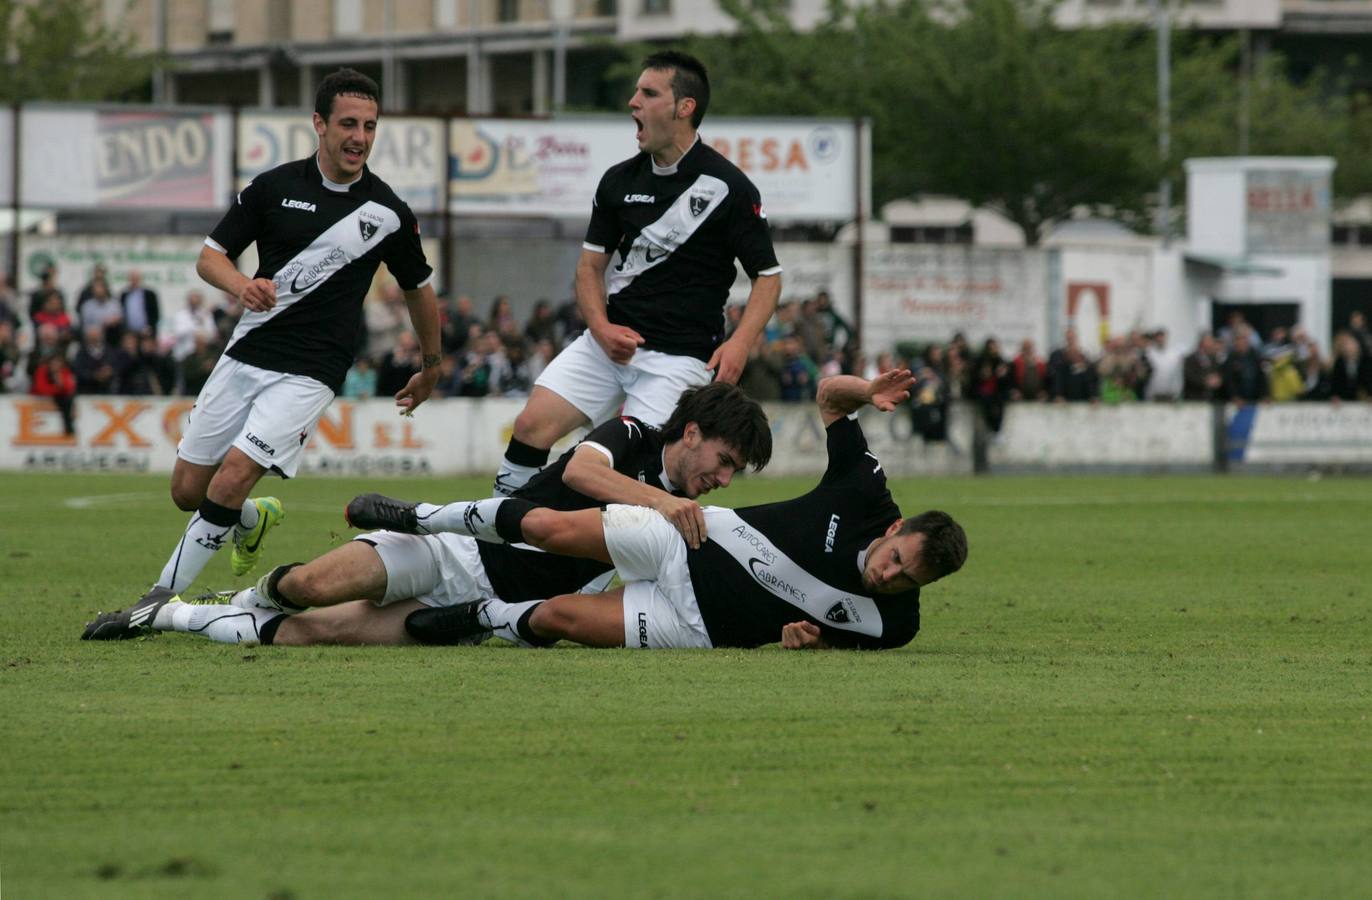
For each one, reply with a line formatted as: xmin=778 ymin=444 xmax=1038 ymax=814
xmin=169 ymin=482 xmax=201 ymax=511
xmin=281 ymin=566 xmax=332 ymax=608
xmin=519 ymin=508 xmax=559 ymax=547
xmin=530 ymin=597 xmax=576 ymax=639
xmin=512 ymin=406 xmax=560 ymax=448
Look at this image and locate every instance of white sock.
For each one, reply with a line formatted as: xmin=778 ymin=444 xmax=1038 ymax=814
xmin=493 ymin=459 xmax=541 ymax=497
xmin=157 ymin=511 xmax=235 ymax=592
xmin=235 ymin=499 xmax=261 ymax=537
xmin=414 ymin=499 xmax=507 ymax=541
xmin=152 ymin=599 xmax=184 ymax=630
xmin=228 ymin=585 xmax=297 ymax=613
xmin=166 ymin=602 xmax=283 ymax=644
xmin=480 ymin=598 xmax=544 ymax=647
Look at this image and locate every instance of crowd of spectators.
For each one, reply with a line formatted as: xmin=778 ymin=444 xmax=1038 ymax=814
xmin=4 ymin=264 xmax=1370 ymax=440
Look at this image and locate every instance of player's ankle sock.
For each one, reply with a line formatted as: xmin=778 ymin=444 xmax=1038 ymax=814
xmin=230 ymin=563 xmax=306 ymax=614
xmin=481 ymin=599 xmax=555 ymax=648
xmin=166 ymin=603 xmax=284 ymax=644
xmin=414 ymin=498 xmax=533 ymax=542
xmin=235 ymin=499 xmax=261 ymax=537
xmin=152 ymin=599 xmax=184 ymax=630
xmin=493 ymin=439 xmax=550 ymax=497
xmin=156 ymin=499 xmax=240 ymax=592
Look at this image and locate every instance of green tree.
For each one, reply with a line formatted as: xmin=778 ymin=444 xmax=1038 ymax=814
xmin=661 ymin=0 xmax=1163 ymax=244
xmin=0 ymin=0 xmax=156 ymax=103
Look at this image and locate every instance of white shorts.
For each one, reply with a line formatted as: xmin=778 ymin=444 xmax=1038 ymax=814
xmin=535 ymin=332 xmax=712 ymax=427
xmin=602 ymin=504 xmax=711 ymax=649
xmin=354 ymin=531 xmax=495 ymax=608
xmin=178 ymin=357 xmax=334 ymax=478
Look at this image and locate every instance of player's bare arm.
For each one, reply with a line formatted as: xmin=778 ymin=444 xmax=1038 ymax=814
xmin=575 ymin=248 xmax=643 ymax=364
xmin=707 ymin=272 xmax=780 ymax=384
xmin=817 ymin=369 xmax=915 ymax=427
xmin=196 ymin=245 xmax=276 ymax=312
xmin=395 ymin=282 xmax=443 ymax=414
xmin=563 ymin=445 xmax=707 ymax=549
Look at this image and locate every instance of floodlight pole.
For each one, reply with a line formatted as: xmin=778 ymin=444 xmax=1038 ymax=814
xmin=1151 ymin=0 xmax=1172 ymax=247
xmin=551 ymin=0 xmax=573 ymax=114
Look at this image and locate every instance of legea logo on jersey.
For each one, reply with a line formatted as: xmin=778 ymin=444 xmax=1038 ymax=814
xmin=824 ymin=514 xmax=840 ymax=553
xmin=281 ymin=198 xmax=317 ymax=212
xmin=623 ymin=193 xmax=655 ymax=204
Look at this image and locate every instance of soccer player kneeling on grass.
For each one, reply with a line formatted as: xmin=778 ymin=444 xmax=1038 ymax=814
xmin=82 ymin=384 xmax=771 ymax=645
xmin=348 ymin=370 xmax=968 ymax=651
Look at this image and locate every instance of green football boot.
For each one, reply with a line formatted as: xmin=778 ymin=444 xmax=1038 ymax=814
xmin=230 ymin=497 xmax=284 ymax=577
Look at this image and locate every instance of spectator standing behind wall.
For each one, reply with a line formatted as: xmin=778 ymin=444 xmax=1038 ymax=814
xmin=970 ymin=338 xmax=1011 ymax=434
xmin=1183 ymin=333 xmax=1224 ymax=401
xmin=1011 ymin=339 xmax=1047 ymax=401
xmin=0 ymin=320 xmax=22 ymax=392
xmin=31 ymin=353 xmax=76 ymax=435
xmin=119 ymin=269 xmax=160 ymax=337
xmin=78 ymin=280 xmax=124 ymax=344
xmin=1221 ymin=331 xmax=1268 ymax=403
xmin=1329 ymin=331 xmax=1372 ymax=400
xmin=1144 ymin=329 xmax=1185 ymax=401
xmin=171 ymin=291 xmax=217 ymax=363
xmin=0 ymin=273 xmax=22 ymax=331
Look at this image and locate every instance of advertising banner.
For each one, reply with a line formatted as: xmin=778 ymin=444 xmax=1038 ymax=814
xmin=238 ymin=112 xmax=446 ymax=213
xmin=0 ymin=396 xmax=593 ymax=477
xmin=993 ymin=403 xmax=1213 ymax=468
xmin=449 ymin=117 xmax=860 ymax=221
xmin=18 ymin=234 xmax=208 ymax=320
xmin=861 ymin=246 xmax=1049 ymax=350
xmin=20 ymin=107 xmax=231 ymax=210
xmin=1245 ymin=168 xmax=1330 ymax=254
xmin=1228 ymin=403 xmax=1372 ymax=465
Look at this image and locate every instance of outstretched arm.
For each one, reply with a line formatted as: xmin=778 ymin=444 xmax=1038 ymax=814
xmin=563 ymin=447 xmax=707 ymax=548
xmin=816 ymin=369 xmax=915 ymax=427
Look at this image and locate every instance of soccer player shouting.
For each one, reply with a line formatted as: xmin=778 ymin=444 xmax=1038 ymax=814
xmin=493 ymin=50 xmax=782 ymax=496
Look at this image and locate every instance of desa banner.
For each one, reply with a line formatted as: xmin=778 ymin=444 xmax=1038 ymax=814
xmin=238 ymin=112 xmax=445 ymax=213
xmin=449 ymin=116 xmax=863 ymax=221
xmin=19 ymin=106 xmax=231 ymax=210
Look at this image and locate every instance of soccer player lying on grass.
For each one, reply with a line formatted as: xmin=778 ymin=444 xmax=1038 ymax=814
xmin=81 ymin=383 xmax=771 ymax=645
xmin=345 ymin=370 xmax=968 ymax=650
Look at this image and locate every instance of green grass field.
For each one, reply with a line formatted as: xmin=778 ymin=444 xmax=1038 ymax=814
xmin=1 ymin=471 xmax=1369 ymax=898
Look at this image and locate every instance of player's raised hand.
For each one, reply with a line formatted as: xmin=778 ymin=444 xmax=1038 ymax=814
xmin=238 ymin=278 xmax=277 ymax=312
xmin=781 ymin=621 xmax=827 ymax=650
xmin=868 ymin=368 xmax=915 ymax=411
xmin=652 ymin=494 xmax=707 ymax=549
xmin=705 ymin=336 xmax=749 ymax=384
xmin=591 ymin=322 xmax=644 ymax=364
xmin=394 ymin=366 xmax=440 ymax=416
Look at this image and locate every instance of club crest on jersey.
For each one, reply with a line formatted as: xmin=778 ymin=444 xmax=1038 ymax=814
xmin=358 ymin=211 xmax=383 ymax=242
xmin=825 ymin=602 xmax=850 ymax=623
xmin=689 ymin=190 xmax=714 ymax=217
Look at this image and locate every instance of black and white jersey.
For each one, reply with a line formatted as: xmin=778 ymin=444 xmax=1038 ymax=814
xmin=583 ymin=139 xmax=781 ymax=362
xmin=207 ymin=156 xmax=432 ymax=393
xmin=480 ymin=416 xmax=671 ymax=603
xmin=688 ymin=416 xmax=920 ymax=650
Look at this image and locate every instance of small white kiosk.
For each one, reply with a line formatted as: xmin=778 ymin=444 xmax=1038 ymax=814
xmin=1183 ymin=157 xmax=1335 ymax=350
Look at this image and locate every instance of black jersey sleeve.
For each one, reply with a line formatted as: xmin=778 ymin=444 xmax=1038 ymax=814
xmin=819 ymin=597 xmax=919 ymax=650
xmin=208 ymin=178 xmax=274 ymax=260
xmin=380 ymin=204 xmax=433 ymax=291
xmin=725 ymin=177 xmax=780 ymax=278
xmin=579 ymin=416 xmax=651 ymax=467
xmin=583 ymin=172 xmax=622 ymax=254
xmin=820 ymin=415 xmax=881 ymax=489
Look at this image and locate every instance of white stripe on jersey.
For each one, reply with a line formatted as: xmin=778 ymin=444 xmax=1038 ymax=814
xmin=225 ymin=200 xmax=401 ymax=353
xmin=702 ymin=507 xmax=884 ymax=637
xmin=606 ymin=174 xmax=729 ymax=297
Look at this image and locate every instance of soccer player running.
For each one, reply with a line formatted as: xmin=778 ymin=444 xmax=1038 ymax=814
xmin=493 ymin=50 xmax=783 ymax=497
xmin=83 ymin=384 xmax=771 ymax=646
xmin=138 ymin=69 xmax=443 ymax=602
xmin=348 ymin=370 xmax=969 ymax=651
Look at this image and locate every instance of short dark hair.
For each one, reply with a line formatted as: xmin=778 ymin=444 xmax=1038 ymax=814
xmin=315 ymin=68 xmax=380 ymax=121
xmin=659 ymin=382 xmax=771 ymax=472
xmin=899 ymin=511 xmax=968 ymax=582
xmin=642 ymin=50 xmax=710 ymax=128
